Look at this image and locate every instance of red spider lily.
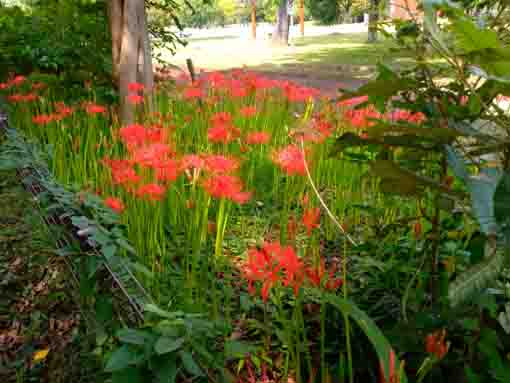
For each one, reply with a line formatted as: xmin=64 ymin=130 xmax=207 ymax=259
xmin=31 ymin=82 xmax=46 ymax=90
xmin=386 ymin=109 xmax=426 ymax=124
xmin=136 ymin=183 xmax=166 ymax=201
xmin=240 ymin=106 xmax=257 ymax=118
xmin=128 ymin=94 xmax=144 ymax=105
xmin=379 ymin=349 xmax=399 ymax=383
xmin=10 ymin=75 xmax=26 ymax=86
xmin=104 ymin=159 xmax=141 ymax=185
xmin=302 ymin=193 xmax=310 ymax=206
xmin=120 ymin=124 xmax=149 ymax=149
xmin=205 ymin=71 xmax=226 ymax=88
xmin=207 ymin=124 xmax=239 ymax=144
xmin=242 ymin=242 xmax=305 ymax=301
xmin=287 ymin=215 xmax=298 ymax=241
xmin=284 ymin=84 xmax=320 ymax=102
xmin=305 ymin=259 xmax=343 ymax=291
xmin=180 ymin=154 xmax=206 ymax=171
xmin=425 ymin=330 xmax=449 ymax=360
xmin=132 ymin=143 xmax=172 ymax=168
xmin=183 ymin=86 xmax=203 ymax=99
xmin=85 ymin=103 xmax=107 ymax=115
xmin=105 ymin=196 xmax=125 ymax=213
xmin=302 ymin=207 xmax=320 ymax=236
xmin=273 ymin=144 xmax=306 ymax=176
xmin=128 ymin=82 xmax=145 ymax=92
xmin=155 ymin=159 xmax=181 ymax=183
xmin=55 ymin=102 xmax=74 ymax=117
xmin=210 ymin=112 xmax=232 ymax=125
xmin=7 ymin=93 xmax=39 ymax=103
xmin=32 ymin=114 xmax=54 ymax=125
xmin=245 ymin=131 xmax=270 ymax=145
xmin=337 ymin=95 xmax=369 ymax=108
xmin=344 ymin=107 xmax=381 ymax=128
xmin=202 ymin=174 xmax=252 ymax=204
xmin=230 ymin=86 xmax=248 ymax=98
xmin=203 ymin=154 xmax=240 ymax=174
xmin=0 ymin=82 xmax=9 ymax=90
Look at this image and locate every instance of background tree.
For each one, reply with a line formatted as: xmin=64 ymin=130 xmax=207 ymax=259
xmin=272 ymin=0 xmax=290 ymax=45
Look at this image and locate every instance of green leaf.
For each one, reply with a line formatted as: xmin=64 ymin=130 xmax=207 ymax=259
xmin=224 ymin=340 xmax=257 ymax=359
xmin=102 ymin=244 xmax=117 ymax=259
xmin=322 ymin=292 xmax=408 ymax=383
xmin=105 ymin=345 xmax=139 ymax=372
xmin=111 ymin=367 xmax=143 ymax=383
xmin=179 ymin=350 xmax=204 ymax=377
xmin=154 ymin=337 xmax=185 ymax=355
xmin=116 ymin=328 xmax=151 ymax=346
xmin=451 ymin=18 xmax=502 ymax=53
xmin=144 ymin=304 xmax=183 ymax=319
xmin=448 ymin=242 xmax=504 ymax=307
xmin=151 ymin=354 xmax=178 ymax=383
xmin=464 ymin=366 xmax=481 ymax=383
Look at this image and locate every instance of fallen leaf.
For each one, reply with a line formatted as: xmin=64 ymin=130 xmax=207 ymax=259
xmin=33 ymin=348 xmax=50 ymax=362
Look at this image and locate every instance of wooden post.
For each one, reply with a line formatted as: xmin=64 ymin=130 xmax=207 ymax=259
xmin=251 ymin=0 xmax=256 ymax=39
xmin=299 ymin=0 xmax=304 ymax=36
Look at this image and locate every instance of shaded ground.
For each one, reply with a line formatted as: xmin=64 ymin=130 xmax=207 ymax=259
xmin=0 ymin=169 xmax=103 ymax=383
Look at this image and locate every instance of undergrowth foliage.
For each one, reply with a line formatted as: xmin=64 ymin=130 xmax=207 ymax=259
xmin=2 ymin=1 xmax=510 ymax=382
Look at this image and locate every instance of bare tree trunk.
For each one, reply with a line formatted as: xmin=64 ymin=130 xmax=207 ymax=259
xmin=367 ymin=0 xmax=379 ymax=43
xmin=109 ymin=0 xmax=154 ymax=124
xmin=299 ymin=0 xmax=304 ymax=36
xmin=272 ymin=0 xmax=290 ymax=46
xmin=119 ymin=0 xmax=141 ymax=124
xmin=108 ymin=0 xmax=123 ymax=85
xmin=251 ymin=1 xmax=256 ymax=39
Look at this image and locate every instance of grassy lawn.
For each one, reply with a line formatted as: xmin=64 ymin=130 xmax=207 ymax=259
xmin=162 ymin=31 xmax=412 ymax=83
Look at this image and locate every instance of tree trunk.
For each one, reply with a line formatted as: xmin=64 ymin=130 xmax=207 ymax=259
xmin=272 ymin=0 xmax=290 ymax=46
xmin=367 ymin=0 xmax=379 ymax=43
xmin=109 ymin=0 xmax=154 ymax=125
xmin=108 ymin=0 xmax=123 ymax=85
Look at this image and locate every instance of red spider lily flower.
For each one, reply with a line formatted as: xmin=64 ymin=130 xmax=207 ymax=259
xmin=136 ymin=183 xmax=166 ymax=201
xmin=202 ymin=174 xmax=252 ymax=204
xmin=10 ymin=75 xmax=26 ymax=86
xmin=230 ymin=86 xmax=248 ymax=98
xmin=85 ymin=103 xmax=107 ymax=115
xmin=146 ymin=125 xmax=168 ymax=144
xmin=104 ymin=159 xmax=141 ymax=185
xmin=302 ymin=207 xmax=320 ymax=236
xmin=242 ymin=242 xmax=305 ymax=301
xmin=132 ymin=143 xmax=172 ymax=168
xmin=210 ymin=112 xmax=232 ymax=125
xmin=206 ymin=71 xmax=226 ymax=88
xmin=302 ymin=193 xmax=310 ymax=206
xmin=337 ymin=95 xmax=369 ymax=108
xmin=31 ymin=82 xmax=46 ymax=90
xmin=105 ymin=197 xmax=125 ymax=213
xmin=425 ymin=330 xmax=449 ymax=360
xmin=155 ymin=159 xmax=181 ymax=183
xmin=386 ymin=109 xmax=426 ymax=124
xmin=128 ymin=82 xmax=145 ymax=92
xmin=32 ymin=114 xmax=54 ymax=125
xmin=22 ymin=93 xmax=39 ymax=102
xmin=284 ymin=85 xmax=320 ymax=102
xmin=203 ymin=154 xmax=240 ymax=174
xmin=344 ymin=107 xmax=381 ymax=128
xmin=273 ymin=144 xmax=306 ymax=176
xmin=245 ymin=131 xmax=270 ymax=145
xmin=55 ymin=102 xmax=74 ymax=118
xmin=127 ymin=94 xmax=144 ymax=105
xmin=207 ymin=124 xmax=237 ymax=144
xmin=180 ymin=154 xmax=206 ymax=171
xmin=240 ymin=105 xmax=257 ymax=118
xmin=183 ymin=86 xmax=203 ymax=99
xmin=0 ymin=83 xmax=9 ymax=90
xmin=379 ymin=349 xmax=399 ymax=383
xmin=305 ymin=260 xmax=343 ymax=291
xmin=7 ymin=94 xmax=24 ymax=103
xmin=120 ymin=124 xmax=148 ymax=148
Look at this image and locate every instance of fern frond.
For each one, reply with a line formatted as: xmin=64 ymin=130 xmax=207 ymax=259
xmin=448 ymin=243 xmax=504 ymax=307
